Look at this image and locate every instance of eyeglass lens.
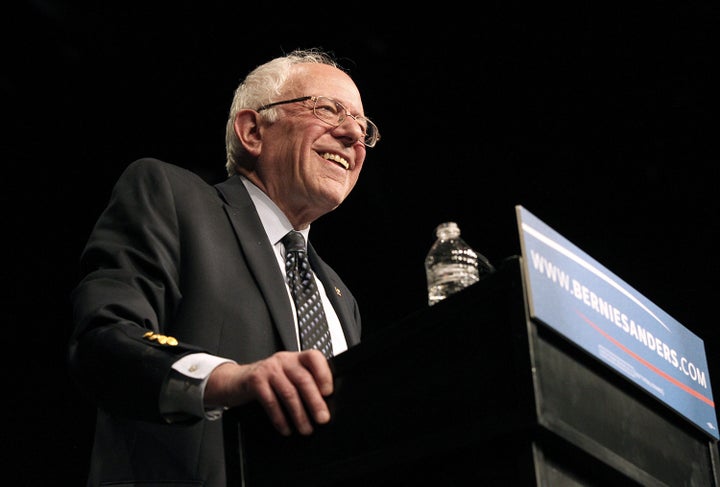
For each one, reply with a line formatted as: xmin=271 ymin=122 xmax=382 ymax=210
xmin=313 ymin=97 xmax=379 ymax=147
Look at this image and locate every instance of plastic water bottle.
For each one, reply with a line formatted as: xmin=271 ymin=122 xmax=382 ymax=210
xmin=425 ymin=222 xmax=492 ymax=306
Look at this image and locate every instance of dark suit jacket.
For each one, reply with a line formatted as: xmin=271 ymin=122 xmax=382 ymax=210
xmin=69 ymin=158 xmax=362 ymax=487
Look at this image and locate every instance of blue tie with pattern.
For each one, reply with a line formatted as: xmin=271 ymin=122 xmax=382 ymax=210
xmin=282 ymin=231 xmax=333 ymax=358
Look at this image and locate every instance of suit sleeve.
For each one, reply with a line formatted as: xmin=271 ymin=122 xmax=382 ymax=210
xmin=69 ymin=159 xmax=206 ymax=424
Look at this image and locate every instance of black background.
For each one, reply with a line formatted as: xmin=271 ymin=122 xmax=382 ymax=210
xmin=6 ymin=2 xmax=720 ymax=484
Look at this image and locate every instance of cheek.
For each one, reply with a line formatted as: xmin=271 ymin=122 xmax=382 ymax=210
xmin=346 ymin=166 xmax=363 ymax=192
xmin=354 ymin=147 xmax=367 ymax=171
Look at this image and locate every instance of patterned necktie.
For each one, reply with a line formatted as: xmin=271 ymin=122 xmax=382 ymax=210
xmin=282 ymin=231 xmax=333 ymax=358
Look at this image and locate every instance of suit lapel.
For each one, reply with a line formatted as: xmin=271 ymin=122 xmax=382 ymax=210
xmin=215 ymin=177 xmax=299 ymax=352
xmin=309 ymin=247 xmax=361 ymax=347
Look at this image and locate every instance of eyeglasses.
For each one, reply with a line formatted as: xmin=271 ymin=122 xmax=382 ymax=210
xmin=256 ymin=95 xmax=380 ymax=148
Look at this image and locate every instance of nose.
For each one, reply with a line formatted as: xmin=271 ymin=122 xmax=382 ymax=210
xmin=333 ymin=116 xmax=365 ymax=146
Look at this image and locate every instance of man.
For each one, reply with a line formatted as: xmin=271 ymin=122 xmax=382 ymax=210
xmin=69 ymin=47 xmax=380 ymax=486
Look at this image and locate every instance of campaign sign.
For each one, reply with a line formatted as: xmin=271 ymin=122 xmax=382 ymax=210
xmin=516 ymin=205 xmax=718 ymax=440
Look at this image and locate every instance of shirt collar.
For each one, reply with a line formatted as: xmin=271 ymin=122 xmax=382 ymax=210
xmin=239 ymin=175 xmax=310 ymax=246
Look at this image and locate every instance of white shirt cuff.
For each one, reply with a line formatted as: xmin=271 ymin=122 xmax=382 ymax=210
xmin=159 ymin=353 xmax=236 ymax=422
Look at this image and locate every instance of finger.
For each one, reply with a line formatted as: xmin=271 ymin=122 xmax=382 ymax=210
xmin=298 ymin=349 xmax=334 ymax=396
xmin=269 ymin=371 xmax=315 ymax=435
xmin=250 ymin=375 xmax=293 ymax=436
xmin=292 ymin=351 xmax=333 ymax=425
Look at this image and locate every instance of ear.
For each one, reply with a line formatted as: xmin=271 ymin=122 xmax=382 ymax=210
xmin=233 ymin=109 xmax=263 ymax=157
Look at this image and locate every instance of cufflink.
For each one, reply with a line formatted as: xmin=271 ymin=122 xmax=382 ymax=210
xmin=143 ymin=331 xmax=179 ymax=346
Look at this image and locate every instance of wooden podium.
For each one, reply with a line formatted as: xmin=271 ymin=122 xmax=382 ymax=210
xmin=223 ymin=256 xmax=720 ymax=486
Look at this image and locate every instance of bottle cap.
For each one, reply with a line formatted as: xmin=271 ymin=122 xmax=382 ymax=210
xmin=435 ymin=221 xmax=460 ymax=239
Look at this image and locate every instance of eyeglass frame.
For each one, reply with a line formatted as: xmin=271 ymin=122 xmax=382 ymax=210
xmin=256 ymin=95 xmax=380 ymax=148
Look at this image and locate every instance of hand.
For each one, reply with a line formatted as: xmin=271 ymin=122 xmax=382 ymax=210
xmin=204 ymin=350 xmax=333 ymax=436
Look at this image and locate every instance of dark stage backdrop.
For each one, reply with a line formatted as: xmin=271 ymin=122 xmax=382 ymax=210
xmin=6 ymin=2 xmax=719 ymax=484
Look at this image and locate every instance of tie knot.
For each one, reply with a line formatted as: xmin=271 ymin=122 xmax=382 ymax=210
xmin=282 ymin=231 xmax=306 ymax=253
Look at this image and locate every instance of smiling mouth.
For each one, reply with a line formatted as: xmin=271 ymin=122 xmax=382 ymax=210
xmin=322 ymin=152 xmax=349 ymax=170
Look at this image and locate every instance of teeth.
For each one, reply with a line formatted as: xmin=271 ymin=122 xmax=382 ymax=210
xmin=322 ymin=152 xmax=349 ymax=170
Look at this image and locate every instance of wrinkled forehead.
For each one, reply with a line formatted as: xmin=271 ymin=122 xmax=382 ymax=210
xmin=289 ymin=63 xmax=364 ymax=113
